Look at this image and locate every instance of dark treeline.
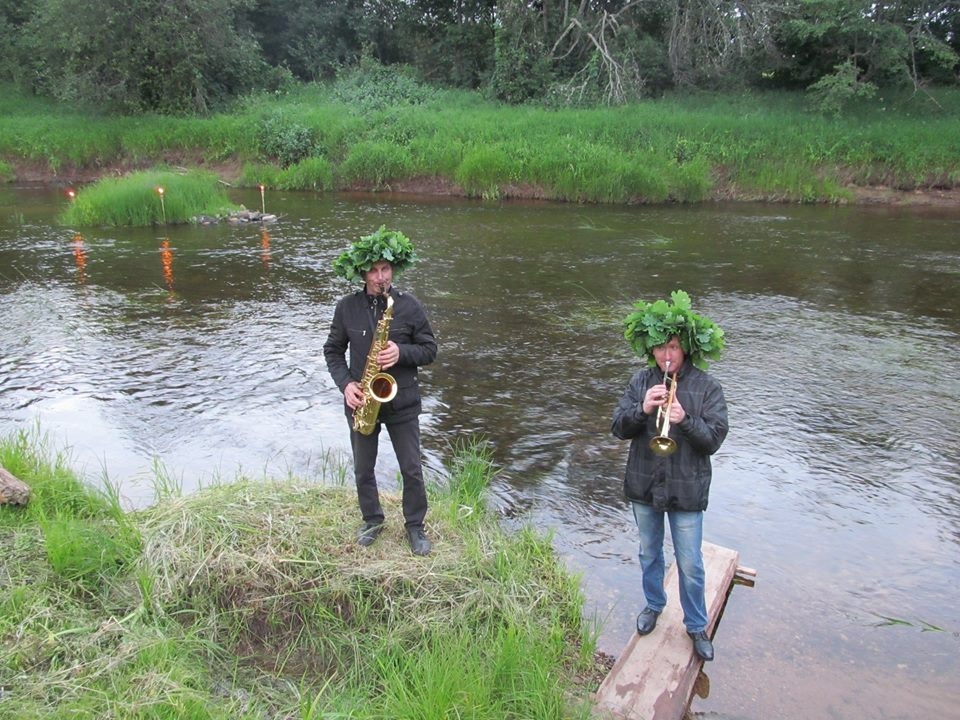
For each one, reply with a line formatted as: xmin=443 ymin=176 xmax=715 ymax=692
xmin=0 ymin=0 xmax=957 ymax=115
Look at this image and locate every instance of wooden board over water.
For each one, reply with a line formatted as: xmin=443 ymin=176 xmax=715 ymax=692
xmin=594 ymin=541 xmax=742 ymax=720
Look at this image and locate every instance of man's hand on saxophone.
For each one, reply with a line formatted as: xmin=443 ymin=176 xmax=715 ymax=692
xmin=344 ymin=381 xmax=366 ymax=410
xmin=343 ymin=336 xmax=398 ymax=410
xmin=376 ymin=340 xmax=400 ymax=370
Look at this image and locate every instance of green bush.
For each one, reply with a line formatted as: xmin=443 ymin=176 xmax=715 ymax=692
xmin=666 ymin=157 xmax=713 ymax=202
xmin=332 ymin=59 xmax=438 ymax=112
xmin=808 ymin=61 xmax=878 ymax=117
xmin=256 ymin=112 xmax=317 ymax=167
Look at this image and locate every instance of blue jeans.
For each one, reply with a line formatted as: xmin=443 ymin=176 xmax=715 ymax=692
xmin=631 ymin=502 xmax=708 ymax=633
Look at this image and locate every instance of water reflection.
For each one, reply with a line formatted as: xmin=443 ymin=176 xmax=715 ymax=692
xmin=160 ymin=238 xmax=174 ymax=290
xmin=0 ymin=188 xmax=958 ymax=719
xmin=260 ymin=227 xmax=272 ymax=270
xmin=72 ymin=233 xmax=87 ymax=284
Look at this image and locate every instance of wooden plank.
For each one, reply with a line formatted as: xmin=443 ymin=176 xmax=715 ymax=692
xmin=593 ymin=541 xmax=740 ymax=720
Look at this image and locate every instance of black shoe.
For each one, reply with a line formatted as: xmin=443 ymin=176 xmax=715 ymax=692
xmin=406 ymin=526 xmax=432 ymax=556
xmin=636 ymin=607 xmax=661 ymax=635
xmin=357 ymin=522 xmax=384 ymax=547
xmin=688 ymin=630 xmax=714 ymax=661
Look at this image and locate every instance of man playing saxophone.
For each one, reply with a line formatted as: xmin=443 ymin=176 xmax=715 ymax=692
xmin=612 ymin=290 xmax=728 ymax=662
xmin=324 ymin=227 xmax=437 ymax=556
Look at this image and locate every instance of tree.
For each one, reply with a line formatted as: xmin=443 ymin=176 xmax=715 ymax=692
xmin=4 ymin=0 xmax=956 ymax=113
xmin=0 ymin=0 xmax=41 ymax=84
xmin=17 ymin=0 xmax=267 ymax=114
xmin=547 ymin=2 xmax=670 ymax=103
xmin=393 ymin=0 xmax=497 ymax=89
xmin=248 ymin=0 xmax=365 ymax=81
xmin=488 ymin=0 xmax=556 ymax=103
xmin=771 ymin=0 xmax=958 ymax=90
xmin=488 ymin=0 xmax=670 ymax=105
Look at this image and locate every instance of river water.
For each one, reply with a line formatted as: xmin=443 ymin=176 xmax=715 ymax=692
xmin=1 ymin=186 xmax=958 ymax=719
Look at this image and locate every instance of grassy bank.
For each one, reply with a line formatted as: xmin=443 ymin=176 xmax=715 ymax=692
xmin=0 ymin=428 xmax=599 ymax=719
xmin=1 ymin=80 xmax=959 ymax=205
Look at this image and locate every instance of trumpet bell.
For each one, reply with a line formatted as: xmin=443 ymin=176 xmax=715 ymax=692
xmin=649 ymin=435 xmax=677 ymax=456
xmin=367 ymin=372 xmax=398 ymax=403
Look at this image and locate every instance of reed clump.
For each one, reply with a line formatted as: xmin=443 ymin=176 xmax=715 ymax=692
xmin=59 ymin=170 xmax=241 ymax=227
xmin=0 ymin=427 xmax=599 ymax=719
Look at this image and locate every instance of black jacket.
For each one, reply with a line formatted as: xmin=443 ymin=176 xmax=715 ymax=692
xmin=611 ymin=362 xmax=728 ymax=511
xmin=323 ymin=287 xmax=437 ymax=425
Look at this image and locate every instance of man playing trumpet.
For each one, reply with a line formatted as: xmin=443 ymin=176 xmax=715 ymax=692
xmin=611 ymin=290 xmax=728 ymax=661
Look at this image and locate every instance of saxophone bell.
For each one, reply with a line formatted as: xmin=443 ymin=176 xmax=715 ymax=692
xmin=366 ymin=372 xmax=398 ymax=404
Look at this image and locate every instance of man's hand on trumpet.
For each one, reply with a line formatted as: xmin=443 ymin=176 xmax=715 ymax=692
xmin=642 ymin=383 xmax=685 ymax=423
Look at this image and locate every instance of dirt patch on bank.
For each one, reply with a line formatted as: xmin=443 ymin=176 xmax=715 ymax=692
xmin=9 ymin=157 xmax=245 ymax=187
xmin=8 ymin=158 xmax=960 ymax=208
xmin=844 ymin=185 xmax=960 ymax=207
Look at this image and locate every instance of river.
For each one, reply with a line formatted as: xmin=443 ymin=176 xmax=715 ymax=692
xmin=1 ymin=186 xmax=958 ymax=719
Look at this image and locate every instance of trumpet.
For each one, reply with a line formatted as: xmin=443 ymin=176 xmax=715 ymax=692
xmin=649 ymin=360 xmax=678 ymax=456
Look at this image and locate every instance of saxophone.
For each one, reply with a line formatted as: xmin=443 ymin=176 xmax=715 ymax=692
xmin=352 ymin=292 xmax=398 ymax=435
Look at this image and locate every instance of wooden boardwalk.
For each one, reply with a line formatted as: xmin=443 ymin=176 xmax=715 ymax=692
xmin=593 ymin=542 xmax=751 ymax=720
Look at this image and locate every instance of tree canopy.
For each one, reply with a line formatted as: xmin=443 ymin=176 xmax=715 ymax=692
xmin=1 ymin=0 xmax=957 ymax=114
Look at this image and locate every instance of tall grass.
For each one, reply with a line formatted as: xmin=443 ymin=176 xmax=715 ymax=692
xmin=1 ymin=81 xmax=958 ymax=204
xmin=0 ymin=428 xmax=598 ymax=719
xmin=60 ymin=170 xmax=241 ymax=227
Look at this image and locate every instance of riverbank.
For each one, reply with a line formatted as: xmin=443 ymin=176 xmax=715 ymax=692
xmin=0 ymin=429 xmax=606 ymax=719
xmin=3 ymin=84 xmax=959 ymax=208
xmin=11 ymin=156 xmax=960 ymax=208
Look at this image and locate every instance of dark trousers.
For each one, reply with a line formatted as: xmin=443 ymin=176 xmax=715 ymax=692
xmin=350 ymin=417 xmax=428 ymax=527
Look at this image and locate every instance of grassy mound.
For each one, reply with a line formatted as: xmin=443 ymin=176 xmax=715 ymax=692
xmin=60 ymin=169 xmax=241 ymax=227
xmin=0 ymin=428 xmax=598 ymax=719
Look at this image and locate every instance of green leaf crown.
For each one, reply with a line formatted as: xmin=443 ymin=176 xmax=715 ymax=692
xmin=623 ymin=289 xmax=726 ymax=369
xmin=332 ymin=226 xmax=419 ymax=283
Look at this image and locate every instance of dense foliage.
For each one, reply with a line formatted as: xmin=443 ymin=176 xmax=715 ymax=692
xmin=0 ymin=0 xmax=956 ymax=114
xmin=2 ymin=0 xmax=271 ymax=114
xmin=332 ymin=226 xmax=420 ymax=283
xmin=624 ymin=290 xmax=726 ymax=369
